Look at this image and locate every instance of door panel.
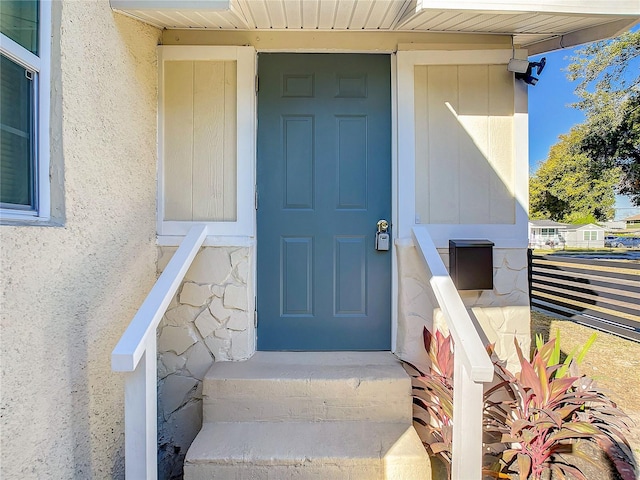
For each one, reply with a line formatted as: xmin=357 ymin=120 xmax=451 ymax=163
xmin=257 ymin=53 xmax=391 ymax=350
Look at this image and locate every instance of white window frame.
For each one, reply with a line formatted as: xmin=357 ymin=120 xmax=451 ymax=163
xmin=583 ymin=230 xmax=598 ymax=241
xmin=396 ymin=49 xmax=529 ymax=248
xmin=0 ymin=0 xmax=51 ymax=222
xmin=157 ymin=46 xmax=256 ymax=240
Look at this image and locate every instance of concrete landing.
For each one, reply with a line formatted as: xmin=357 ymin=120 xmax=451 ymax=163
xmin=184 ymin=352 xmax=431 ymax=480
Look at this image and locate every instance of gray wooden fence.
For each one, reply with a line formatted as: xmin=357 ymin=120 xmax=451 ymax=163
xmin=529 ymin=252 xmax=640 ymax=342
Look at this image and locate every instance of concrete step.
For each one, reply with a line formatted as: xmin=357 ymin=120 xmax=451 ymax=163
xmin=202 ymin=352 xmax=412 ymax=423
xmin=184 ymin=421 xmax=431 ymax=480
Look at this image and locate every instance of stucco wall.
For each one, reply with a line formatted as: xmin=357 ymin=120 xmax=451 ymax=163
xmin=0 ymin=2 xmax=160 ymax=478
xmin=396 ymin=242 xmax=530 ymax=373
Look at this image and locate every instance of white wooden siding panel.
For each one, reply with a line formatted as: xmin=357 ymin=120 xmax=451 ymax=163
xmin=193 ymin=61 xmax=225 ymax=221
xmin=414 ymin=65 xmax=429 ymax=224
xmin=267 ymin=0 xmax=287 ymax=28
xmin=457 ymin=65 xmax=490 ymax=224
xmin=223 ymin=61 xmax=238 ymax=221
xmin=164 ymin=61 xmax=194 ymax=221
xmin=284 ymin=0 xmax=302 ymax=28
xmin=175 ymin=11 xmax=206 ymax=28
xmin=448 ymin=13 xmax=511 ymax=31
xmin=428 ymin=66 xmax=460 ymax=224
xmin=249 ymin=1 xmax=271 ymax=29
xmin=488 ymin=65 xmax=515 ymax=223
xmin=431 ymin=13 xmax=472 ymax=30
xmin=365 ymin=0 xmax=393 ymax=29
xmin=154 ymin=10 xmax=190 ymax=28
xmin=350 ymin=1 xmax=373 ymax=29
xmin=398 ymin=49 xmax=527 ymax=246
xmin=477 ymin=13 xmax=524 ymax=32
xmin=414 ymin=62 xmax=516 ymax=226
xmin=318 ymin=0 xmax=338 ymax=28
xmin=158 ymin=46 xmax=255 ymax=237
xmin=399 ymin=11 xmax=443 ymax=30
xmin=235 ymin=0 xmax=257 ymax=28
xmin=416 ymin=11 xmax=462 ymax=30
xmin=302 ymin=0 xmax=319 ymax=29
xmin=212 ymin=9 xmax=249 ymax=29
xmin=165 ymin=60 xmax=237 ymax=223
xmin=334 ymin=0 xmax=356 ymax=29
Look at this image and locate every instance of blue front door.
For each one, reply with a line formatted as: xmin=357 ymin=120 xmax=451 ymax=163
xmin=257 ymin=53 xmax=391 ymax=350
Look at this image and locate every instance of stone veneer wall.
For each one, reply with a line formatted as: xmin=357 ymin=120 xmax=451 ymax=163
xmin=156 ymin=246 xmax=254 ymax=479
xmin=396 ymin=242 xmax=530 ymax=372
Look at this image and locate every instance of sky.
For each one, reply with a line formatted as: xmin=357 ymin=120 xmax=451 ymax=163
xmin=527 ymin=45 xmax=640 ymax=221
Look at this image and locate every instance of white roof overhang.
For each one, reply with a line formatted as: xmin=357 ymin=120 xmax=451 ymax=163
xmin=111 ymin=0 xmax=640 ymax=54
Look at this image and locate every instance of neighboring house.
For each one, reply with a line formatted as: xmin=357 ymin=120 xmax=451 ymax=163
xmin=528 ymin=220 xmax=568 ymax=249
xmin=623 ymin=213 xmax=640 ymax=228
xmin=601 ymin=220 xmax=626 ymax=231
xmin=564 ymin=223 xmax=607 ymax=248
xmin=2 ymin=1 xmax=638 ymax=479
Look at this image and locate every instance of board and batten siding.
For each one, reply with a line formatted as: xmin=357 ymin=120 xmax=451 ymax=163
xmin=163 ymin=60 xmax=237 ymax=222
xmin=414 ymin=64 xmax=514 ymax=225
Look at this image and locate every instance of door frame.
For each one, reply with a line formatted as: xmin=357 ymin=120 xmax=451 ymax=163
xmin=254 ymin=48 xmax=399 ymax=352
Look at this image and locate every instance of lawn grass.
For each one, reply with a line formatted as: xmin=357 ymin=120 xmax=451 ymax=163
xmin=531 ymin=310 xmax=640 ymax=461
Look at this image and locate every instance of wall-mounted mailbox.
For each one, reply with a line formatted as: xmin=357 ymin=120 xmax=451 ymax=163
xmin=449 ymin=239 xmax=494 ymax=290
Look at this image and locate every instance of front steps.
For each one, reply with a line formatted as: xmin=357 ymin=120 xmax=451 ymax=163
xmin=184 ymin=352 xmax=431 ymax=480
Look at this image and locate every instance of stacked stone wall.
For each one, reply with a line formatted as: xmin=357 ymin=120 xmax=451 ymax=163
xmin=396 ymin=243 xmax=530 ymax=373
xmin=156 ymin=246 xmax=254 ymax=479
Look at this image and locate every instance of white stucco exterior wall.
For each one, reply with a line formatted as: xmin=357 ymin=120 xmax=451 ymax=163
xmin=0 ymin=2 xmax=161 ymax=478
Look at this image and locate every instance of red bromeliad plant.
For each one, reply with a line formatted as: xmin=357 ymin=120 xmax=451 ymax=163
xmin=484 ymin=338 xmax=635 ymax=480
xmin=404 ymin=327 xmax=454 ymax=475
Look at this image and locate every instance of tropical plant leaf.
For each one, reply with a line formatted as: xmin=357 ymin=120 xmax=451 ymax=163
xmin=562 ymin=421 xmax=603 ymax=435
xmin=550 ymin=330 xmax=561 ymax=366
xmin=545 ymin=428 xmax=591 ymax=444
xmin=550 ymin=464 xmax=568 ymax=480
xmin=515 ymin=339 xmax=545 ymax=405
xmin=595 ymin=434 xmax=638 ymax=480
xmin=537 ymin=335 xmax=558 ymax=366
xmin=575 ymin=332 xmax=597 ymax=365
xmin=428 ymin=442 xmax=448 ymax=454
xmin=422 ymin=327 xmax=433 ymax=355
xmin=435 ymin=330 xmax=454 ymax=379
xmin=500 ymin=449 xmax=518 ymax=463
xmin=517 ymin=453 xmax=531 ymax=480
xmin=550 ymin=463 xmax=588 ymax=480
xmin=482 ymin=469 xmax=512 ymax=479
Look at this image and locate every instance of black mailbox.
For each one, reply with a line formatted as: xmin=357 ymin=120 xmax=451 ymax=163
xmin=449 ymin=239 xmax=494 ymax=290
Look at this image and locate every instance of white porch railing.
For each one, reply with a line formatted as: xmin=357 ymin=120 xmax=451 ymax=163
xmin=111 ymin=224 xmax=207 ymax=479
xmin=411 ymin=226 xmax=494 ymax=479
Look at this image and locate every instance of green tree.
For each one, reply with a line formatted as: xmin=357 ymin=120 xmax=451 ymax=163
xmin=530 ymin=126 xmax=620 ymax=222
xmin=567 ymin=30 xmax=640 ymax=205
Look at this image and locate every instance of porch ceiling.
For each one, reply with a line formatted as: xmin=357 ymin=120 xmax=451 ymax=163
xmin=111 ymin=0 xmax=640 ymax=54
